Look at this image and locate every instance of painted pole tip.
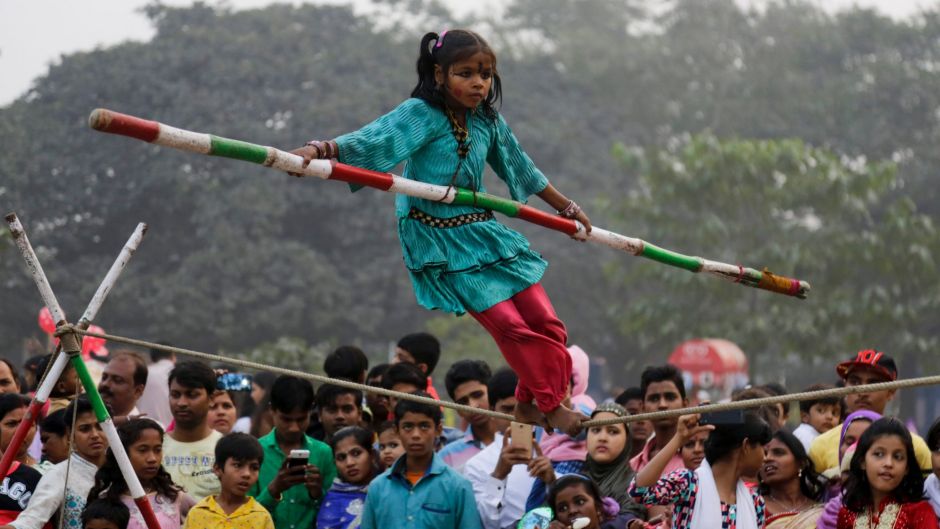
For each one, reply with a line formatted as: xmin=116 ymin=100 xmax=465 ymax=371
xmin=4 ymin=212 xmax=16 ymax=223
xmin=88 ymin=108 xmax=113 ymax=131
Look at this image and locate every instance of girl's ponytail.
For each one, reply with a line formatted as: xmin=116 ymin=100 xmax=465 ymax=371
xmin=411 ymin=32 xmax=440 ymax=99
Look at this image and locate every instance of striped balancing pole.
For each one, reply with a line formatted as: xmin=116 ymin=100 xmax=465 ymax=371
xmin=88 ymin=108 xmax=810 ymax=299
xmin=5 ymin=214 xmax=162 ymax=529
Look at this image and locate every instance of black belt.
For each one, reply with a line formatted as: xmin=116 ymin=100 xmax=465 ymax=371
xmin=408 ymin=208 xmax=494 ymax=228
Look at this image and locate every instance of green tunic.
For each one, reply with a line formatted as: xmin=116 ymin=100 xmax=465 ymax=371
xmin=335 ymin=98 xmax=549 ymax=314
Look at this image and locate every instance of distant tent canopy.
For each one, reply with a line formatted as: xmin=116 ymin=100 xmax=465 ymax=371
xmin=668 ymin=338 xmax=749 ymax=399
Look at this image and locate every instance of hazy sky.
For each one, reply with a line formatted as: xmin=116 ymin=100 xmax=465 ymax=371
xmin=0 ymin=0 xmax=935 ymax=106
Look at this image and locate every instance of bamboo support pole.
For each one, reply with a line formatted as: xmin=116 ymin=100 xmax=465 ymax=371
xmin=3 ymin=214 xmax=161 ymax=529
xmin=0 ymin=219 xmax=146 ymax=478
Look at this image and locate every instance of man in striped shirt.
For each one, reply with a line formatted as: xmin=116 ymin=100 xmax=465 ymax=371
xmin=439 ymin=360 xmax=497 ymax=473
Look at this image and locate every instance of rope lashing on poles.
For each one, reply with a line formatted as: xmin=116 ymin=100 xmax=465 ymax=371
xmin=61 ymin=324 xmax=940 ymax=429
xmin=87 ymin=108 xmax=811 ymax=299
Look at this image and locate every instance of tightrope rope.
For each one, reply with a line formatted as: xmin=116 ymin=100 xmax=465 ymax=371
xmin=61 ymin=325 xmax=939 ymax=429
xmin=58 ymin=325 xmax=516 ymax=423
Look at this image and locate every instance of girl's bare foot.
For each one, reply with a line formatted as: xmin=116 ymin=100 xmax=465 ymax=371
xmin=514 ymin=401 xmax=549 ymax=429
xmin=546 ymin=404 xmax=588 ymax=437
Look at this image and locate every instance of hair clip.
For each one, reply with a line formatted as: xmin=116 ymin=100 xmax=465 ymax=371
xmin=435 ymin=30 xmax=448 ymax=48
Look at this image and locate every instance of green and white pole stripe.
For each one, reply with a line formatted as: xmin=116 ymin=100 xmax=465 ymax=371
xmin=88 ymin=108 xmax=810 ymax=298
xmin=5 ymin=214 xmax=163 ymax=529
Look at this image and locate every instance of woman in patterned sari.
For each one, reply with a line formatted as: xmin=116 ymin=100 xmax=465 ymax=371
xmin=759 ymin=430 xmax=824 ymax=529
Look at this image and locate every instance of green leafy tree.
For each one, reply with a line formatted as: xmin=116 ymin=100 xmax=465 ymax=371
xmin=602 ymin=135 xmax=940 ymax=394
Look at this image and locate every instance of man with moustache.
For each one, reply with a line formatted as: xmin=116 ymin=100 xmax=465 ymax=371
xmin=808 ymin=349 xmax=932 ymax=473
xmin=97 ymin=351 xmax=148 ymax=421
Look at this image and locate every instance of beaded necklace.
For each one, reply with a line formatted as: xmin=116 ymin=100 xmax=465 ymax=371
xmin=440 ymin=105 xmax=479 ymax=202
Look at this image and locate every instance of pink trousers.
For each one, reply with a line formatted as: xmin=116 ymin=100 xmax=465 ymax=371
xmin=469 ymin=283 xmax=572 ymax=413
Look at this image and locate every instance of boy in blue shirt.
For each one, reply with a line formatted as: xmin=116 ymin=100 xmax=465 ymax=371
xmin=361 ymin=392 xmax=482 ymax=529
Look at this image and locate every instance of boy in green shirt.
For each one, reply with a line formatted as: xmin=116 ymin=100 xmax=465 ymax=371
xmin=249 ymin=375 xmax=336 ymax=529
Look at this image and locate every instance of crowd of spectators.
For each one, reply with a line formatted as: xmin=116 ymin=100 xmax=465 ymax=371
xmin=1 ymin=334 xmax=938 ymax=529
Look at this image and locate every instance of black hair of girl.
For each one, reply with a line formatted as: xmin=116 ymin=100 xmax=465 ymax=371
xmin=758 ymin=430 xmax=825 ymax=501
xmin=411 ymin=30 xmax=502 ymax=120
xmin=703 ymin=411 xmax=772 ymax=464
xmin=842 ymin=417 xmax=924 ymax=511
xmin=0 ymin=393 xmax=29 ymax=422
xmin=87 ymin=418 xmax=182 ymax=504
xmin=548 ymin=474 xmax=605 ymax=520
xmin=329 ymin=425 xmax=375 ymax=454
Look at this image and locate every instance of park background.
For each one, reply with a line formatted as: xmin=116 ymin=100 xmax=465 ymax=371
xmin=2 ymin=0 xmax=940 ymax=428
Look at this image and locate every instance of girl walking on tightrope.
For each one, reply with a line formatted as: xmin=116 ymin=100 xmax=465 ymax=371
xmin=291 ymin=29 xmax=592 ymax=435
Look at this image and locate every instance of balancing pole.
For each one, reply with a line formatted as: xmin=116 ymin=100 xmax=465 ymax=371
xmin=88 ymin=108 xmax=810 ymax=299
xmin=5 ymin=214 xmax=162 ymax=529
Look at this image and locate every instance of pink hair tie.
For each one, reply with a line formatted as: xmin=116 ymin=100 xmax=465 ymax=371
xmin=436 ymin=30 xmax=448 ymax=48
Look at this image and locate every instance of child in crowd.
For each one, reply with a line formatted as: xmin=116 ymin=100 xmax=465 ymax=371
xmin=381 ymin=363 xmax=428 ymax=417
xmin=34 ymin=354 xmax=79 ymax=413
xmin=364 ymin=365 xmax=390 ymax=430
xmin=838 ymin=417 xmax=938 ymax=529
xmin=250 ymin=375 xmax=336 ymax=529
xmin=614 ymin=387 xmax=651 ymax=460
xmin=817 ymin=410 xmax=881 ymax=529
xmin=924 ymin=417 xmax=940 ymax=518
xmin=679 ymin=431 xmax=706 ymax=471
xmin=583 ymin=403 xmax=648 ymax=529
xmin=82 ymin=499 xmax=130 ymax=529
xmin=184 ymin=433 xmax=274 ymax=529
xmin=292 ymin=28 xmax=593 ymax=435
xmin=316 ymin=426 xmax=378 ymax=529
xmin=393 ymin=333 xmax=441 ymax=401
xmin=546 ymin=474 xmax=616 ymax=529
xmin=376 ymin=421 xmax=405 ymax=471
xmin=793 ymin=384 xmax=841 ymax=452
xmin=2 ymin=396 xmax=109 ymax=529
xmin=440 ymin=359 xmax=495 ymax=472
xmin=630 ymin=412 xmax=771 ymax=529
xmin=87 ymin=419 xmax=195 ymax=529
xmin=361 ymin=392 xmax=480 ymax=529
xmin=39 ymin=408 xmax=70 ymax=466
xmin=324 ymin=346 xmax=369 ymax=384
xmin=316 ymin=384 xmax=364 ymax=443
xmin=0 ymin=394 xmax=43 ymax=523
xmin=0 ymin=394 xmax=38 ymax=469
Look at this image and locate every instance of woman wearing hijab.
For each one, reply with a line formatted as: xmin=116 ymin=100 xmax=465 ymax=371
xmin=585 ymin=403 xmax=648 ymax=529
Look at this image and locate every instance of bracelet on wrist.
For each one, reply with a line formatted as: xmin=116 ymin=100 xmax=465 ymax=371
xmin=558 ymin=200 xmax=581 ymax=219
